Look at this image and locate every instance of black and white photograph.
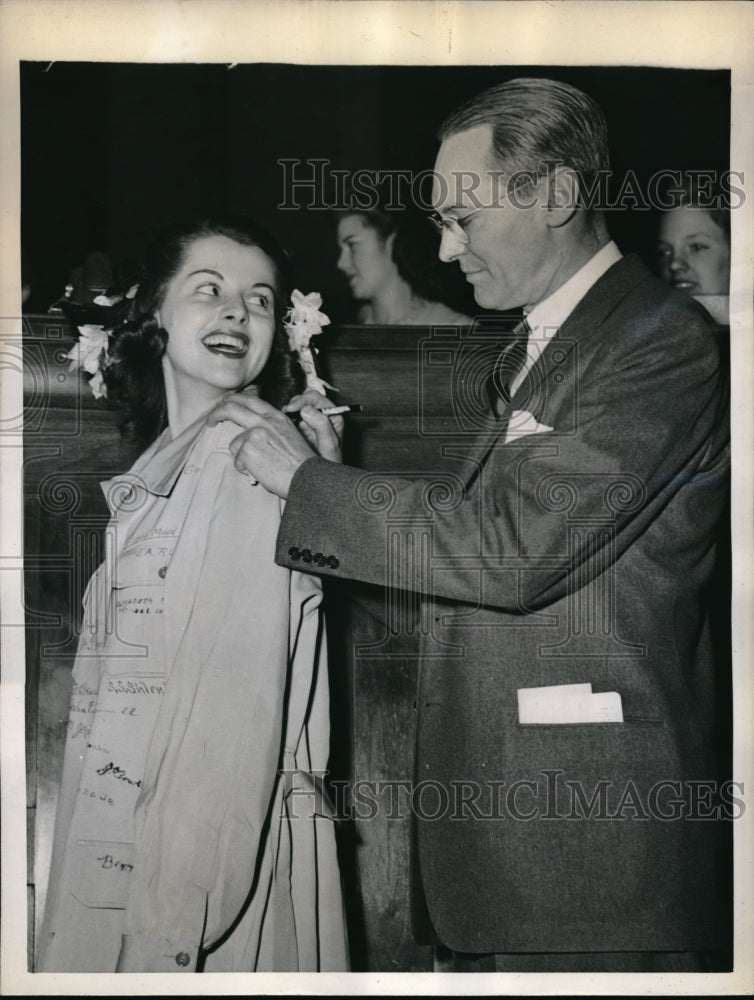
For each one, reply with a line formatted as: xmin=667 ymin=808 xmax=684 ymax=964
xmin=1 ymin=1 xmax=752 ymax=995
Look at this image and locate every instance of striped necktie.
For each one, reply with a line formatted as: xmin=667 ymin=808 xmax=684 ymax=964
xmin=487 ymin=318 xmax=531 ymax=417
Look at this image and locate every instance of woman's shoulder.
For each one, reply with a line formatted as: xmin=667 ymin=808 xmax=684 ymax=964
xmin=191 ymin=418 xmax=278 ymax=501
xmin=414 ymin=300 xmax=473 ymax=326
xmin=198 ymin=417 xmax=241 ymax=452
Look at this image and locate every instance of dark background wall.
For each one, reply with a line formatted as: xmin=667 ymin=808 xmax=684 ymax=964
xmin=20 ymin=62 xmax=730 ymax=319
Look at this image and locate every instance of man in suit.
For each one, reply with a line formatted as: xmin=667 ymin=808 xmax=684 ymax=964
xmin=211 ymin=78 xmax=731 ymax=971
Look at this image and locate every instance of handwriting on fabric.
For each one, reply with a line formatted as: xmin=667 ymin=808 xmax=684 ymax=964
xmin=95 ymin=760 xmax=143 ymax=787
xmin=96 ymin=853 xmax=134 ymax=872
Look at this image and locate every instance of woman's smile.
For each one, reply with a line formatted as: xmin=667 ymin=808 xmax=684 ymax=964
xmin=201 ymin=330 xmax=251 ymax=357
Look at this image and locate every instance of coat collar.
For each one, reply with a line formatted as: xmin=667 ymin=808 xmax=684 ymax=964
xmin=460 ymin=254 xmax=653 ymax=487
xmin=101 ymin=410 xmax=231 ymax=510
xmin=134 ymin=418 xmax=207 ymax=495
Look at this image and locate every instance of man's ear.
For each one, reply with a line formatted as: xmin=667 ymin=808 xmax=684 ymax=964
xmin=544 ymin=165 xmax=580 ymax=229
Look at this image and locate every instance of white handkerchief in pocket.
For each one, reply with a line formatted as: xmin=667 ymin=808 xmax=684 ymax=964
xmin=505 ymin=410 xmax=554 ymax=444
xmin=518 ymin=683 xmax=623 ymax=724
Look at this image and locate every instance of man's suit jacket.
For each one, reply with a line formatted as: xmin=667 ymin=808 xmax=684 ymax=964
xmin=276 ymin=255 xmax=731 ymax=955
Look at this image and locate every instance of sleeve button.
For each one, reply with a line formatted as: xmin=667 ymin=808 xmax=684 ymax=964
xmin=326 ymin=555 xmax=339 ymax=569
xmin=175 ymin=952 xmax=191 ymax=967
xmin=313 ymin=552 xmax=326 ymax=566
xmin=301 ymin=548 xmax=313 ymax=563
xmin=158 ymin=565 xmax=167 ymax=579
xmin=288 ymin=547 xmax=301 ymax=560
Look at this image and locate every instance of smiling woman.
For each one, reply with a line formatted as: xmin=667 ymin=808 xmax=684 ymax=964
xmin=99 ymin=217 xmax=303 ymax=449
xmin=37 ymin=215 xmax=349 ymax=973
xmin=156 ymin=237 xmax=280 ymax=435
xmin=655 ymin=179 xmax=731 ymax=325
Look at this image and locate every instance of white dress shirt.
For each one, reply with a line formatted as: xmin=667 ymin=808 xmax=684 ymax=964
xmin=510 ymin=240 xmax=623 ymax=397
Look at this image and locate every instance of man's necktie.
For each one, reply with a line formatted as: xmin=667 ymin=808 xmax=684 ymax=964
xmin=486 ymin=318 xmax=531 ymax=417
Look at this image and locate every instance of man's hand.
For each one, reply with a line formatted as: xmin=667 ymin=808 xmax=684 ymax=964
xmin=208 ymin=391 xmax=343 ymax=498
xmin=282 ymin=389 xmax=344 ymax=463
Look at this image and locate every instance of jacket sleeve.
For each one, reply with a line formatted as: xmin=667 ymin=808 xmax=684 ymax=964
xmin=276 ymin=298 xmax=729 ymax=614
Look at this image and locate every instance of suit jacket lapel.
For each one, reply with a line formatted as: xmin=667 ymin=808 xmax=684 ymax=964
xmin=459 ymin=255 xmax=651 ymax=488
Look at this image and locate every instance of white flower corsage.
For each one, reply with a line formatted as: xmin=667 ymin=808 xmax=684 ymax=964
xmin=283 ymin=289 xmax=334 ymax=395
xmin=65 ymin=324 xmax=111 ymax=399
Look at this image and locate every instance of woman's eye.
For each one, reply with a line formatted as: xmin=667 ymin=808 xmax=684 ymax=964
xmin=689 ymin=243 xmax=709 ymax=252
xmin=197 ymin=283 xmax=221 ymax=297
xmin=247 ymin=293 xmax=271 ymax=309
xmin=656 ymin=247 xmax=671 ymax=259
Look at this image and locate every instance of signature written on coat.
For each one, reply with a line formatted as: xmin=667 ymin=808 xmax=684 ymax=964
xmin=96 ymin=853 xmax=134 ymax=873
xmin=95 ymin=760 xmax=142 ymax=787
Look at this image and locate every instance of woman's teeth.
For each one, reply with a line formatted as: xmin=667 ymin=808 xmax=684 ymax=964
xmin=202 ymin=332 xmax=249 ymax=357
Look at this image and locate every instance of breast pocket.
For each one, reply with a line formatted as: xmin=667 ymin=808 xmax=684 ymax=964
xmin=113 ymin=545 xmax=171 ymax=590
xmin=69 ymin=839 xmax=135 ymax=909
xmin=107 ymin=547 xmax=168 ymax=670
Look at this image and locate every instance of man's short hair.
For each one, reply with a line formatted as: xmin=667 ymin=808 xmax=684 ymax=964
xmin=439 ymin=77 xmax=610 ymax=204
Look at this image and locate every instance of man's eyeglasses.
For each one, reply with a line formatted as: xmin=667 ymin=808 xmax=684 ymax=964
xmin=428 ymin=206 xmax=485 ymax=245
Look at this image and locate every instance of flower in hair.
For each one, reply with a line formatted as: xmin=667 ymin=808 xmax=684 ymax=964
xmin=65 ymin=285 xmax=138 ymax=399
xmin=65 ymin=324 xmax=111 ymax=399
xmin=283 ymin=289 xmax=334 ymax=394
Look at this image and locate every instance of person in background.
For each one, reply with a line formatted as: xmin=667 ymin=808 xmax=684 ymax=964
xmin=71 ymin=249 xmax=116 ymax=303
xmin=336 ymin=207 xmax=473 ymax=325
xmin=48 ymin=249 xmax=117 ymax=316
xmin=656 ymin=178 xmax=732 ymax=785
xmin=656 ymin=178 xmax=731 ymax=327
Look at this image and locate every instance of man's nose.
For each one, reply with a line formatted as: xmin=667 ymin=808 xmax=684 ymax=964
xmin=438 ymin=227 xmax=466 ymax=263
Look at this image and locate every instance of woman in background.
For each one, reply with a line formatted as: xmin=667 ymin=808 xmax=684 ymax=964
xmin=38 ymin=215 xmax=347 ymax=973
xmin=657 ymin=183 xmax=731 ymax=754
xmin=655 ymin=180 xmax=731 ymax=327
xmin=336 ymin=207 xmax=473 ymax=325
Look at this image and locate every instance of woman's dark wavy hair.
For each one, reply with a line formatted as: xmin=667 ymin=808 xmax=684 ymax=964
xmin=338 ymin=206 xmax=455 ymax=305
xmin=101 ymin=214 xmax=303 ymax=449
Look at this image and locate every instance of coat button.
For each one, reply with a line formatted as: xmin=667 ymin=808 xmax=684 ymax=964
xmin=175 ymin=952 xmax=190 ymax=967
xmin=301 ymin=548 xmax=313 ymax=563
xmin=158 ymin=566 xmax=167 ymax=579
xmin=326 ymin=555 xmax=339 ymax=569
xmin=288 ymin=547 xmax=301 ymax=560
xmin=313 ymin=552 xmax=326 ymax=566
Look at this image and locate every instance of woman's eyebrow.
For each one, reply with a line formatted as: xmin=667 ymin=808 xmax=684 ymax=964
xmin=187 ymin=268 xmax=224 ymax=279
xmin=186 ymin=272 xmax=276 ymax=294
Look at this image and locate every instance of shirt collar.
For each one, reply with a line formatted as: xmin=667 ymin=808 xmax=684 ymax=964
xmin=525 ymin=241 xmax=623 ymax=337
